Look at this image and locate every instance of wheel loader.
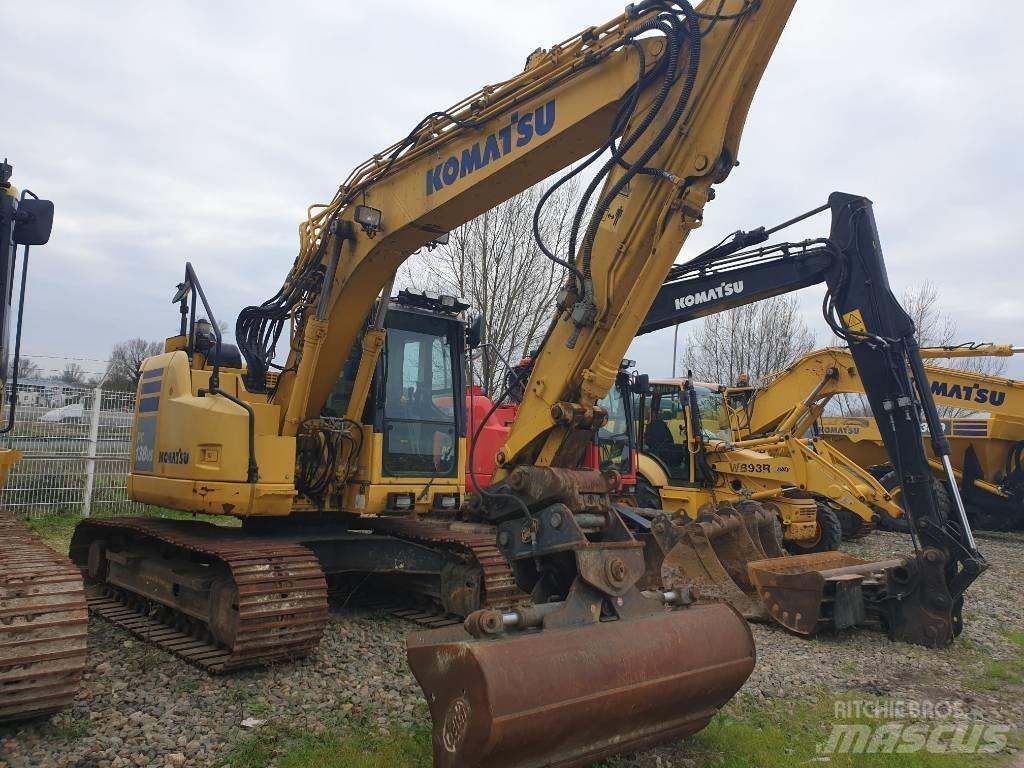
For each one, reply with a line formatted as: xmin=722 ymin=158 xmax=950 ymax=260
xmin=726 ymin=344 xmax=1024 ymax=529
xmin=0 ymin=160 xmax=88 ymax=723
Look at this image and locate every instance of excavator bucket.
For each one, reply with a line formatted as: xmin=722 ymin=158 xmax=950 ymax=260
xmin=747 ymin=552 xmax=906 ymax=636
xmin=407 ymin=602 xmax=755 ymax=768
xmin=656 ymin=506 xmax=770 ymax=621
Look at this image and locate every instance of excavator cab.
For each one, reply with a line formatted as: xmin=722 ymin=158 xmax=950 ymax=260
xmin=321 ymin=290 xmax=469 ymax=510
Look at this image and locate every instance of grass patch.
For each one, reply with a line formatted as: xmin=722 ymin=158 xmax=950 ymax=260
xmin=278 ymin=728 xmax=431 ymax=768
xmin=225 ymin=724 xmax=431 ymax=768
xmin=25 ymin=507 xmax=240 ymax=554
xmin=687 ymin=693 xmax=1004 ymax=768
xmin=965 ymin=627 xmax=1024 ymax=693
xmin=51 ymin=710 xmax=95 ymax=741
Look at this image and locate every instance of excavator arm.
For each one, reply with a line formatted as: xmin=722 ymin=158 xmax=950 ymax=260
xmin=634 ymin=192 xmax=987 ymax=645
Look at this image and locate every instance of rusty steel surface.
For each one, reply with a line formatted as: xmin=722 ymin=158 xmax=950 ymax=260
xmin=0 ymin=510 xmax=88 ymax=723
xmin=407 ymin=602 xmax=755 ymax=768
xmin=70 ymin=518 xmax=328 ymax=673
xmin=658 ymin=505 xmax=778 ymax=621
xmin=747 ymin=552 xmax=903 ymax=635
xmin=365 ymin=517 xmax=528 ymax=611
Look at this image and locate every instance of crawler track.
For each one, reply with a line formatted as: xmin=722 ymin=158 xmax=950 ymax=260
xmin=365 ymin=517 xmax=527 ymax=610
xmin=71 ymin=518 xmax=328 ymax=674
xmin=0 ymin=511 xmax=88 ymax=723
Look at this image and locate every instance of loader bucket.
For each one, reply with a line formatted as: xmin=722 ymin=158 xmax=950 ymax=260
xmin=407 ymin=603 xmax=755 ymax=768
xmin=662 ymin=511 xmax=770 ymax=621
xmin=748 ymin=552 xmax=906 ymax=636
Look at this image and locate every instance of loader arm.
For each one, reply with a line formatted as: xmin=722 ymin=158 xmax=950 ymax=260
xmin=734 ymin=345 xmax=1024 ymax=439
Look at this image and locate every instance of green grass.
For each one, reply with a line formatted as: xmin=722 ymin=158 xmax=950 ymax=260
xmin=278 ymin=728 xmax=431 ymax=768
xmin=25 ymin=506 xmax=240 ymax=554
xmin=51 ymin=710 xmax=95 ymax=741
xmin=973 ymin=629 xmax=1024 ymax=692
xmin=691 ymin=694 xmax=1006 ymax=768
xmin=225 ymin=723 xmax=431 ymax=768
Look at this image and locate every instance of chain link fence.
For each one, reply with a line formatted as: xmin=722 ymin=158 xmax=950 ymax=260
xmin=0 ymin=382 xmax=146 ymax=518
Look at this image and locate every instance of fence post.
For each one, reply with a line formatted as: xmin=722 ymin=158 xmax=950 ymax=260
xmin=82 ymin=386 xmax=102 ymax=518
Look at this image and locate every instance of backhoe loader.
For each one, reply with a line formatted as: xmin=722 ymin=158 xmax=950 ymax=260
xmin=629 ymin=375 xmax=900 ymax=549
xmin=729 ymin=344 xmax=1024 ymax=529
xmin=0 ymin=160 xmax=88 ymax=723
xmin=61 ymin=3 xmax=801 ymax=764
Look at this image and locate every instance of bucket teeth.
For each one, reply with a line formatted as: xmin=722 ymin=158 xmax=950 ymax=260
xmin=655 ymin=505 xmax=771 ymax=621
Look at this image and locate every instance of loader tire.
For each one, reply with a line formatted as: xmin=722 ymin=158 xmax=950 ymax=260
xmin=878 ymin=471 xmax=951 ymax=531
xmin=635 ymin=475 xmax=663 ymax=511
xmin=783 ymin=503 xmax=842 ymax=555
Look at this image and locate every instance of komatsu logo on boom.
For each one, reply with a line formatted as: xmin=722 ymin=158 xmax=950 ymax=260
xmin=674 ymin=281 xmax=744 ymax=311
xmin=930 ymin=380 xmax=1006 ymax=407
xmin=426 ymin=100 xmax=556 ymax=196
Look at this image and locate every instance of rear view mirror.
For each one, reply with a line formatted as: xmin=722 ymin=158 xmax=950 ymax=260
xmin=13 ymin=198 xmax=54 ymax=246
xmin=631 ymin=373 xmax=650 ymax=395
xmin=467 ymin=312 xmax=485 ymax=350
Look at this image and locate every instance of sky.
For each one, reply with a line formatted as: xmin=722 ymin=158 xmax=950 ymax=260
xmin=5 ymin=1 xmax=1024 ymax=382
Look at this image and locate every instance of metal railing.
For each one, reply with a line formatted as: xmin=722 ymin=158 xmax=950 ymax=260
xmin=0 ymin=383 xmax=144 ymax=517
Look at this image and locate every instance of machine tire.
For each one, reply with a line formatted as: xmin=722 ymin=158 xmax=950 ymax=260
xmin=635 ymin=475 xmax=663 ymax=511
xmin=878 ymin=471 xmax=951 ymax=531
xmin=783 ymin=503 xmax=843 ymax=554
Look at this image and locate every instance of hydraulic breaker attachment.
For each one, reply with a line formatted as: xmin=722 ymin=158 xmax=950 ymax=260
xmin=647 ymin=506 xmax=771 ymax=621
xmin=407 ymin=583 xmax=755 ymax=768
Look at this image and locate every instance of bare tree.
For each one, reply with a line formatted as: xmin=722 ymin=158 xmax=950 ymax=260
xmin=902 ymin=281 xmax=1007 ymax=417
xmin=15 ymin=357 xmax=41 ymax=380
xmin=402 ymin=179 xmax=581 ymax=396
xmin=681 ymin=295 xmax=816 ymax=385
xmin=829 ymin=281 xmax=1007 ymax=417
xmin=106 ymin=339 xmax=164 ymax=392
xmin=60 ymin=363 xmax=86 ymax=386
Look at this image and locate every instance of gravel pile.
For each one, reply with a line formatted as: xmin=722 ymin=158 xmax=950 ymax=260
xmin=1 ymin=530 xmax=1020 ymax=768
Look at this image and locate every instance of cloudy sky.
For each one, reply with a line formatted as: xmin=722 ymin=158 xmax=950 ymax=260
xmin=6 ymin=1 xmax=1024 ymax=381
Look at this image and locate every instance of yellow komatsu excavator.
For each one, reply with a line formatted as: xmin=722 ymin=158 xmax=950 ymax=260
xmin=63 ymin=3 xmax=800 ymax=764
xmin=731 ymin=344 xmax=1024 ymax=529
xmin=55 ymin=2 xmax=983 ymax=764
xmin=0 ymin=160 xmax=88 ymax=724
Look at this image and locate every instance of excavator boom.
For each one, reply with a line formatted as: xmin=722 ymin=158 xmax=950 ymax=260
xmin=629 ymin=193 xmax=987 ymax=646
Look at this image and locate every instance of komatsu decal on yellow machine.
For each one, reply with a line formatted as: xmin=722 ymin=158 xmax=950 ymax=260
xmin=61 ymin=1 xmax=980 ymax=765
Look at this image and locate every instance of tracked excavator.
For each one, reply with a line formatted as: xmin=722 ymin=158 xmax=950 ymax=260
xmin=0 ymin=160 xmax=88 ymax=723
xmin=65 ymin=2 xmax=800 ymax=764
xmin=730 ymin=344 xmax=1024 ymax=529
xmin=625 ymin=192 xmax=987 ymax=643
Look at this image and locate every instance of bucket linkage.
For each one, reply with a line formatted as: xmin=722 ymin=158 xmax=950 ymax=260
xmin=406 ymin=467 xmax=756 ymax=768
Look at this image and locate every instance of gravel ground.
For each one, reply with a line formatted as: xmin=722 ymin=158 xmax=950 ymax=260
xmin=2 ymin=530 xmax=1021 ymax=768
